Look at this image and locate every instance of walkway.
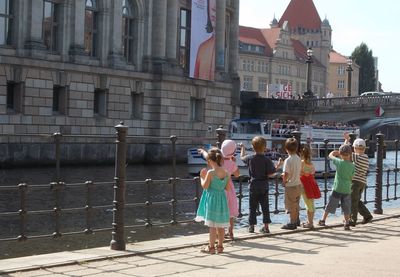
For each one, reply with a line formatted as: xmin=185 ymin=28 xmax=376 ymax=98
xmin=1 ymin=210 xmax=400 ymax=276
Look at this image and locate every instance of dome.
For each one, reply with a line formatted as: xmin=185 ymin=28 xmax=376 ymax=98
xmin=322 ymin=17 xmax=330 ymax=27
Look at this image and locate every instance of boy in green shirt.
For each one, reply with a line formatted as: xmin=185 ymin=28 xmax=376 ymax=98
xmin=318 ymin=144 xmax=355 ymax=230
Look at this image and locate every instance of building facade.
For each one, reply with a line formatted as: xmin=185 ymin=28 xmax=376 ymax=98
xmin=328 ymin=50 xmax=360 ymax=97
xmin=238 ymin=0 xmax=331 ymax=99
xmin=0 ymin=0 xmax=240 ymax=164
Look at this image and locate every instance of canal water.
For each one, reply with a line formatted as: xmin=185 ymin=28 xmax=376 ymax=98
xmin=0 ymin=151 xmax=399 ymax=258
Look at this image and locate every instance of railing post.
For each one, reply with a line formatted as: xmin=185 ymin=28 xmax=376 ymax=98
xmin=17 ymin=183 xmax=28 ymax=241
xmin=110 ymin=122 xmax=128 ymax=250
xmin=53 ymin=132 xmax=62 ymax=183
xmin=323 ymin=139 xmax=329 ymax=206
xmin=215 ymin=126 xmax=227 ymax=149
xmin=374 ymin=132 xmax=384 ymax=215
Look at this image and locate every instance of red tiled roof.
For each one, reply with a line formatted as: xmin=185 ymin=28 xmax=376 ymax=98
xmin=239 ymin=26 xmax=273 ymax=55
xmin=279 ymin=0 xmax=322 ymax=30
xmin=260 ymin=28 xmax=281 ymax=50
xmin=330 ymin=50 xmax=348 ymax=63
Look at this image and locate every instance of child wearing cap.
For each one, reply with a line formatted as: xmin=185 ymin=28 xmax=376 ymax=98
xmin=318 ymin=144 xmax=355 ymax=230
xmin=220 ymin=139 xmax=240 ymax=239
xmin=344 ymin=134 xmax=373 ymax=226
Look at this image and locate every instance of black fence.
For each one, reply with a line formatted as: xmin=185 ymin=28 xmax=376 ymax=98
xmin=0 ymin=123 xmax=398 ymax=252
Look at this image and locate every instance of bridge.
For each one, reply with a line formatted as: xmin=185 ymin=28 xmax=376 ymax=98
xmin=240 ymin=92 xmax=400 ymax=137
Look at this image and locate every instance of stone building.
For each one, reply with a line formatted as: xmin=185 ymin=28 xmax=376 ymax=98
xmin=328 ymin=50 xmax=360 ymax=97
xmin=0 ymin=0 xmax=240 ymax=164
xmin=238 ymin=0 xmax=331 ymax=99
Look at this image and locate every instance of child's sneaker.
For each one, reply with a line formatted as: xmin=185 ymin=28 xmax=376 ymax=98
xmin=248 ymin=225 xmax=255 ymax=233
xmin=344 ymin=223 xmax=351 ymax=231
xmin=361 ymin=216 xmax=373 ymax=224
xmin=318 ymin=220 xmax=326 ymax=226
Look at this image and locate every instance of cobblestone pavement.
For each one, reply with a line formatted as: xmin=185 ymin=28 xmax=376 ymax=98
xmin=3 ymin=214 xmax=400 ymax=277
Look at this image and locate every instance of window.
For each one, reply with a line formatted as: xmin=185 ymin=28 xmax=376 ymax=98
xmin=43 ymin=0 xmax=58 ymax=52
xmin=258 ymin=78 xmax=267 ymax=93
xmin=122 ymin=0 xmax=134 ymax=64
xmin=7 ymin=82 xmax=23 ymax=113
xmin=0 ymin=0 xmax=13 ymax=45
xmin=243 ymin=76 xmax=253 ymax=90
xmin=84 ymin=0 xmax=98 ymax=57
xmin=94 ymin=89 xmax=107 ymax=116
xmin=190 ymin=97 xmax=204 ymax=122
xmin=130 ymin=91 xmax=143 ymax=119
xmin=337 ymin=80 xmax=345 ymax=89
xmin=179 ymin=9 xmax=191 ymax=72
xmin=52 ymin=86 xmax=67 ymax=114
xmin=337 ymin=66 xmax=345 ymax=75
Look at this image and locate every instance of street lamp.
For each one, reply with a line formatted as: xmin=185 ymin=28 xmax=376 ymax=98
xmin=303 ymin=48 xmax=313 ymax=98
xmin=346 ymin=58 xmax=353 ymax=97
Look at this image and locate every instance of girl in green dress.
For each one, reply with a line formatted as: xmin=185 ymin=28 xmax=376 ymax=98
xmin=195 ymin=147 xmax=230 ymax=254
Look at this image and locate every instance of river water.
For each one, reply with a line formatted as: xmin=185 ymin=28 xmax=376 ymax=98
xmin=0 ymin=151 xmax=399 ymax=258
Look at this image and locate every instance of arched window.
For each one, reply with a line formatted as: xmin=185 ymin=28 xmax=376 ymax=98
xmin=43 ymin=0 xmax=59 ymax=52
xmin=0 ymin=0 xmax=13 ymax=45
xmin=84 ymin=0 xmax=98 ymax=57
xmin=122 ymin=0 xmax=134 ymax=64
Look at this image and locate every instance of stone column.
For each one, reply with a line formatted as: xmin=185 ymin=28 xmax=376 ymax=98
xmin=151 ymin=0 xmax=167 ymax=60
xmin=215 ymin=0 xmax=226 ymax=70
xmin=24 ymin=0 xmax=46 ymax=50
xmin=108 ymin=0 xmax=125 ymax=67
xmin=69 ymin=0 xmax=86 ymax=55
xmin=59 ymin=1 xmax=73 ymax=61
xmin=229 ymin=0 xmax=239 ymax=74
xmin=166 ymin=0 xmax=178 ymax=63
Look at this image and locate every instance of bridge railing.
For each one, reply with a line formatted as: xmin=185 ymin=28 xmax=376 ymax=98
xmin=310 ymin=94 xmax=400 ymax=109
xmin=0 ymin=126 xmax=398 ymax=253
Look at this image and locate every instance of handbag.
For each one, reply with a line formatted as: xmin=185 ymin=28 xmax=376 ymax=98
xmin=300 ymin=174 xmax=321 ymax=199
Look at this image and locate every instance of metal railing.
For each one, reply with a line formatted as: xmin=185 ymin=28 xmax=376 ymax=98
xmin=0 ymin=124 xmax=398 ymax=252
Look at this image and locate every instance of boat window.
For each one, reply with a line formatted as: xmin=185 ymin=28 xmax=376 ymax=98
xmin=262 ymin=123 xmax=270 ymax=135
xmin=236 ymin=122 xmax=261 ymax=134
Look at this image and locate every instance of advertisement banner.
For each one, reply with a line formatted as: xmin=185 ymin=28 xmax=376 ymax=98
xmin=190 ymin=0 xmax=216 ymax=81
xmin=267 ymin=84 xmax=293 ymax=99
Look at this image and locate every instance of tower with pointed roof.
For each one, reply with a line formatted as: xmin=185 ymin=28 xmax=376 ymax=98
xmin=278 ymin=0 xmax=331 ymax=69
xmin=238 ymin=0 xmax=332 ymax=98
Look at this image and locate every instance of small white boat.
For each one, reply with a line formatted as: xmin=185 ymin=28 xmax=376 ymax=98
xmin=187 ymin=119 xmax=359 ymax=177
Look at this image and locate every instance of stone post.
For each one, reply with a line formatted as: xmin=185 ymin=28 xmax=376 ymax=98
xmin=216 ymin=126 xmax=227 ymax=149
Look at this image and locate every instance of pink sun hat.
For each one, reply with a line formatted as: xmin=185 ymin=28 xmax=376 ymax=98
xmin=221 ymin=139 xmax=237 ymax=158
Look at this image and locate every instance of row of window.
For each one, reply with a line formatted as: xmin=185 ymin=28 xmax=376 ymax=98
xmin=241 ymin=59 xmax=267 ymax=73
xmin=1 ymin=0 xmax=138 ymax=64
xmin=239 ymin=43 xmax=264 ymax=54
xmin=6 ymin=82 xmax=205 ymax=122
xmin=306 ymin=40 xmax=319 ymax=48
xmin=6 ymin=82 xmax=143 ymax=119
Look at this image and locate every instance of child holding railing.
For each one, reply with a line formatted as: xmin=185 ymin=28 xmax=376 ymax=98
xmin=195 ymin=148 xmax=230 ymax=254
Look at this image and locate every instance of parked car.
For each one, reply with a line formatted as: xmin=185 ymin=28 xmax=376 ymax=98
xmin=360 ymin=91 xmax=385 ymax=96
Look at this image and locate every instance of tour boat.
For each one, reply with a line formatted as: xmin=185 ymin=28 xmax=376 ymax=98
xmin=187 ymin=118 xmax=360 ymax=177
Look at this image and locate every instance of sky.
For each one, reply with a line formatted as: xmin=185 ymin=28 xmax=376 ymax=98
xmin=239 ymin=0 xmax=400 ymax=93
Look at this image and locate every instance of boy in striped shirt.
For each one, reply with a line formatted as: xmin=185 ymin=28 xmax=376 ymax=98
xmin=345 ymin=134 xmax=373 ymax=226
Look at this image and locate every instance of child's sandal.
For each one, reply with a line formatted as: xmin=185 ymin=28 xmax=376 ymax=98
xmin=217 ymin=245 xmax=224 ymax=254
xmin=200 ymin=245 xmax=215 ymax=254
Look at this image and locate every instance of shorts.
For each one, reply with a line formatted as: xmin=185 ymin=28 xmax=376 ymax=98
xmin=325 ymin=191 xmax=351 ymax=215
xmin=285 ymin=185 xmax=301 ymax=214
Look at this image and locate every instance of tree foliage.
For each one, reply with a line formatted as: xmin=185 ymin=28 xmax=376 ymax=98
xmin=351 ymin=43 xmax=376 ymax=95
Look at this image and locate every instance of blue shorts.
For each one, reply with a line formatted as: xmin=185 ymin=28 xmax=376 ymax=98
xmin=325 ymin=191 xmax=351 ymax=215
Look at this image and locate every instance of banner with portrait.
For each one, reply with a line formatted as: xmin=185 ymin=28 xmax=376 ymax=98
xmin=189 ymin=0 xmax=216 ymax=81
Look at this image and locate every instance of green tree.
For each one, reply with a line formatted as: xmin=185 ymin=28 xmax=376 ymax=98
xmin=351 ymin=43 xmax=376 ymax=95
